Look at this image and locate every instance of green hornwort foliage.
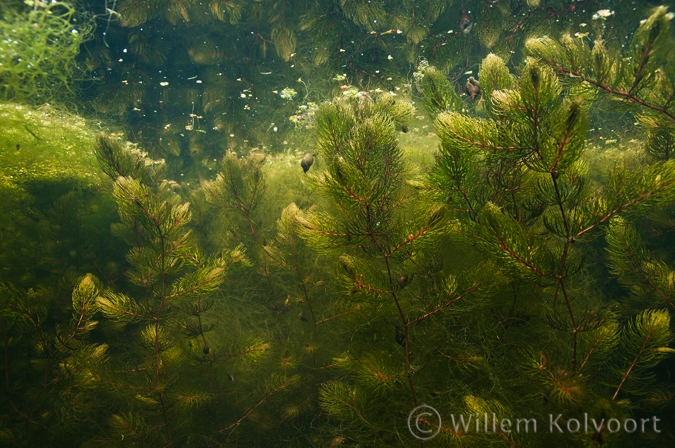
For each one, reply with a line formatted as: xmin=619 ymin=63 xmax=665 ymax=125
xmin=3 ymin=5 xmax=675 ymax=448
xmin=414 ymin=5 xmax=675 ymax=444
xmin=299 ymin=91 xmax=508 ymax=445
xmin=92 ymin=134 xmax=252 ymax=444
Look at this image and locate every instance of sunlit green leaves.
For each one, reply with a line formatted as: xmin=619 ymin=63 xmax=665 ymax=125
xmin=141 ymin=322 xmax=174 ymax=352
xmin=313 ymin=97 xmax=407 ymax=234
xmin=477 ymin=202 xmax=556 ymax=280
xmin=527 ymin=6 xmax=675 ymax=127
xmin=478 ymin=53 xmax=515 ymax=117
xmin=331 ymin=352 xmax=407 ymax=397
xmin=316 ymin=101 xmax=358 ymax=158
xmin=71 ymin=274 xmax=98 ymax=312
xmin=167 ymin=265 xmax=226 ymax=304
xmin=610 ymin=309 xmax=674 ymax=399
xmin=627 ymin=6 xmax=673 ymax=97
xmin=95 ymin=133 xmax=152 ymax=182
xmin=203 ymin=151 xmax=267 ymax=215
xmin=96 ymin=291 xmax=146 ymax=323
xmin=519 ymin=58 xmax=563 ymax=124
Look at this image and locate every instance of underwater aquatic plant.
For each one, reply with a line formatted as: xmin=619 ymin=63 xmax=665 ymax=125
xmin=0 ymin=1 xmax=94 ymax=104
xmin=410 ymin=9 xmax=675 ymax=446
xmin=294 ymin=91 xmax=489 ymax=443
xmin=527 ymin=6 xmax=675 ymax=166
xmin=90 ymin=134 xmax=273 ymax=445
xmin=116 ymin=0 xmax=198 ymax=27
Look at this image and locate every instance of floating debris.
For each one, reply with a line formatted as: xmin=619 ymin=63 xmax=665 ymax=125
xmin=592 ymin=9 xmax=615 ymax=20
xmin=279 ymin=87 xmax=297 ymax=100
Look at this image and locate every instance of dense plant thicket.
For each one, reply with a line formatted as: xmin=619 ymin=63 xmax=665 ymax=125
xmin=2 ymin=2 xmax=675 ymax=448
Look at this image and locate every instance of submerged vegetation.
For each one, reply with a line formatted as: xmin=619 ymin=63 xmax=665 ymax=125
xmin=0 ymin=1 xmax=94 ymax=104
xmin=2 ymin=0 xmax=675 ymax=447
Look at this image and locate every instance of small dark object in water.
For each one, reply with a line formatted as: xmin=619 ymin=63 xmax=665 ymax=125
xmin=299 ymin=313 xmax=309 ymax=322
xmin=203 ymin=345 xmax=210 ymax=354
xmin=16 ymin=144 xmax=20 ymax=151
xmin=459 ymin=7 xmax=472 ymax=34
xmin=465 ymin=76 xmax=481 ymax=101
xmin=395 ymin=326 xmax=406 ymax=346
xmin=301 ymin=152 xmax=314 ymax=173
xmin=397 ymin=274 xmax=410 ymax=289
xmin=401 ymin=126 xmax=408 ymax=133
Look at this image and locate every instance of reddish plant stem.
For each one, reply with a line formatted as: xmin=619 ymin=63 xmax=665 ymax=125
xmin=364 ymin=202 xmax=418 ymax=407
xmin=551 ymin=175 xmax=579 ymax=369
xmin=549 ymin=65 xmax=675 ymax=124
xmin=408 ymin=285 xmax=478 ymax=326
xmin=316 ymin=308 xmax=357 ymax=325
xmin=219 ymin=377 xmax=296 ymax=432
xmin=612 ymin=331 xmax=653 ymax=400
xmin=576 ymin=176 xmax=675 ymax=238
xmin=578 ymin=333 xmax=608 ymax=373
xmin=526 ymin=72 xmax=579 ymax=369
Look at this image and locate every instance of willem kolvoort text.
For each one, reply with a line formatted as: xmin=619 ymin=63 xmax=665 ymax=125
xmin=448 ymin=413 xmax=661 ymax=434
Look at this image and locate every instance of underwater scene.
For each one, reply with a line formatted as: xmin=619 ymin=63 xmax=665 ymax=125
xmin=4 ymin=0 xmax=675 ymax=446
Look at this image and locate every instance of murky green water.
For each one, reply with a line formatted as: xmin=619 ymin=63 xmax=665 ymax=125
xmin=1 ymin=1 xmax=675 ymax=446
